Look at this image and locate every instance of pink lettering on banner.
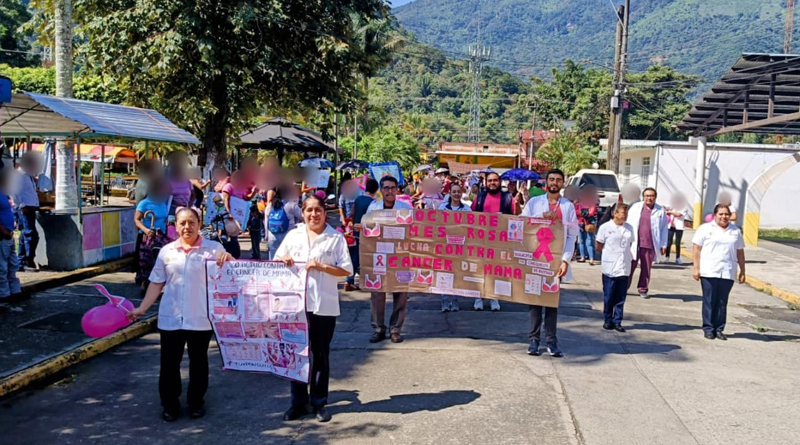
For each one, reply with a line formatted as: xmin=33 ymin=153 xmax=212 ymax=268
xmin=483 ymin=264 xmax=523 ymax=279
xmin=408 ymin=225 xmax=435 ymax=239
xmin=533 ymin=228 xmax=555 ymax=262
xmin=531 ymin=268 xmax=555 ymax=277
xmin=447 ymin=235 xmax=466 ymax=245
xmin=527 ymin=218 xmax=555 ymax=226
xmin=388 ymin=255 xmax=399 ymax=268
xmin=526 ymin=260 xmax=551 ymax=269
xmin=514 ymin=251 xmax=533 ymax=260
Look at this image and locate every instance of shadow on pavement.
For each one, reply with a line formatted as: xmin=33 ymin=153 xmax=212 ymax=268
xmin=727 ymin=332 xmax=800 ymax=342
xmin=329 ymin=389 xmax=481 ymax=414
xmin=629 ymin=322 xmax=697 ymax=333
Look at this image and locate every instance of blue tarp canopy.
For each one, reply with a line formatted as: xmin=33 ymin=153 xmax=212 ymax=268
xmin=0 ymin=92 xmax=199 ymax=144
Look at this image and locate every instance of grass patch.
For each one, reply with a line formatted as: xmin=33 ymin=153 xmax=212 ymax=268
xmin=759 ymin=228 xmax=800 ymax=241
xmin=754 ymin=324 xmax=769 ymax=333
xmin=788 ymin=302 xmax=800 ymax=311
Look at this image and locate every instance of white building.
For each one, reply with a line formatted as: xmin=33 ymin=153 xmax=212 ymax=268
xmin=599 ymin=139 xmax=800 ymax=230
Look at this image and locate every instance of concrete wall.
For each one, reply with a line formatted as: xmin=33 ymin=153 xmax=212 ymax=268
xmin=615 ymin=142 xmax=800 ymax=229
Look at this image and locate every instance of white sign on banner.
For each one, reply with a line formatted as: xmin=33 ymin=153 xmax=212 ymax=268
xmin=205 ymin=192 xmax=251 ymax=229
xmin=206 ymin=260 xmax=309 ymax=382
xmin=305 ymin=168 xmax=331 ymax=189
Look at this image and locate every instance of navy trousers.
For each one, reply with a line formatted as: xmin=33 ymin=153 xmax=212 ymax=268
xmin=17 ymin=208 xmax=39 ymax=266
xmin=346 ymin=239 xmax=360 ymax=286
xmin=701 ymin=277 xmax=734 ymax=334
xmin=291 ymin=313 xmax=336 ymax=409
xmin=602 ymin=274 xmax=629 ymax=326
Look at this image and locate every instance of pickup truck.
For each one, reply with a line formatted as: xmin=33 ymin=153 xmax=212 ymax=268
xmin=565 ymin=169 xmax=621 ymax=209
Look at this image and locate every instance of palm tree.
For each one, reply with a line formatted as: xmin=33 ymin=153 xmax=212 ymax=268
xmin=54 ymin=0 xmax=78 ymax=210
xmin=537 ymin=132 xmax=598 ymax=176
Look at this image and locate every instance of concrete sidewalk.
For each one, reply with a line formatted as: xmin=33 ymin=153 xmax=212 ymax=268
xmin=1 ymin=255 xmax=799 ymax=444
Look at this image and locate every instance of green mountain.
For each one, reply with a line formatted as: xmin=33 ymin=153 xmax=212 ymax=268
xmin=394 ymin=0 xmax=787 ymax=86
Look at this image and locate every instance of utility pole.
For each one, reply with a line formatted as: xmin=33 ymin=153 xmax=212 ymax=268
xmin=609 ymin=0 xmax=630 ymax=175
xmin=528 ymin=103 xmax=537 ymax=171
xmin=786 ymin=0 xmax=796 ymax=54
xmin=467 ymin=30 xmax=491 ymax=143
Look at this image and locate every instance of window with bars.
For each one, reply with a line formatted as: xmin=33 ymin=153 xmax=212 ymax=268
xmin=641 ymin=157 xmax=651 ymax=188
xmin=623 ymin=158 xmax=631 ymax=183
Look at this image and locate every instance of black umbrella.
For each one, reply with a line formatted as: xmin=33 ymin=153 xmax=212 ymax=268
xmin=238 ymin=118 xmax=336 ymax=154
xmin=336 ymin=159 xmax=370 ymax=170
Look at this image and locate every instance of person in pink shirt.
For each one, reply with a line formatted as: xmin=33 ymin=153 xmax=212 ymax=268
xmin=167 ymin=152 xmax=194 ymax=215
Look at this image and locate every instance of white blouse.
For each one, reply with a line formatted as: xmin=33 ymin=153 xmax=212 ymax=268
xmin=692 ymin=222 xmax=745 ymax=280
xmin=274 ymin=224 xmax=353 ymax=317
xmin=149 ymin=238 xmax=226 ymax=331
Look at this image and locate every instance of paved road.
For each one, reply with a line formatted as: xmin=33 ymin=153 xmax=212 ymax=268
xmin=2 ymin=260 xmax=799 ymax=445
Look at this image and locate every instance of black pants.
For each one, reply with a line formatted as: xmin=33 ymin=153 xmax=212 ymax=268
xmin=666 ymin=227 xmax=683 ymax=258
xmin=291 ymin=313 xmax=336 ymax=409
xmin=602 ymin=274 xmax=628 ymax=325
xmin=701 ymin=277 xmax=734 ymax=334
xmin=159 ymin=329 xmax=213 ymax=411
xmin=530 ymin=305 xmax=558 ymax=345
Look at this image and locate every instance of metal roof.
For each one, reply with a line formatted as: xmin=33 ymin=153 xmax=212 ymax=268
xmin=0 ymin=92 xmax=200 ymax=144
xmin=679 ymin=53 xmax=800 ymax=136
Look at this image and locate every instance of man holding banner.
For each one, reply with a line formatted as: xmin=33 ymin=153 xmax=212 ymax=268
xmin=520 ymin=169 xmax=578 ymax=357
xmin=365 ymin=176 xmax=412 ymax=343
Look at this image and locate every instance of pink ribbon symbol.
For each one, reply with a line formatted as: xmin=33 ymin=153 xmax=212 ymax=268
xmin=533 ymin=228 xmax=555 ymax=262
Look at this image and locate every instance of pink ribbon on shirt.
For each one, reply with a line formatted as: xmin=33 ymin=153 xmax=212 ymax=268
xmin=533 ymin=228 xmax=555 ymax=262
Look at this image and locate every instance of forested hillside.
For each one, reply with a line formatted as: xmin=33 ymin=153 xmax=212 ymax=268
xmin=394 ymin=0 xmax=787 ymax=84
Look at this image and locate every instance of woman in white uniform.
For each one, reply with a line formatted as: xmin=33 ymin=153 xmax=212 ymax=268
xmin=692 ymin=204 xmax=746 ymax=341
xmin=276 ymin=195 xmax=353 ymax=423
xmin=129 ymin=207 xmax=233 ymax=421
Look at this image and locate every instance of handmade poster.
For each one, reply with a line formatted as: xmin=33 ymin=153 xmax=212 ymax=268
xmin=369 ymin=161 xmax=404 ymax=185
xmin=206 ymin=260 xmax=309 ymax=382
xmin=305 ymin=168 xmax=332 ymax=189
xmin=360 ymin=209 xmax=564 ymax=307
xmin=205 ymin=192 xmax=251 ymax=229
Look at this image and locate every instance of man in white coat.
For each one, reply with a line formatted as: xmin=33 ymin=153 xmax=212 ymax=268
xmin=626 ymin=187 xmax=668 ymax=299
xmin=520 ymin=169 xmax=578 ymax=357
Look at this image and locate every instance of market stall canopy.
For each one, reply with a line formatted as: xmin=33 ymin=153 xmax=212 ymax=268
xmin=238 ymin=118 xmax=337 ymax=154
xmin=0 ymin=92 xmax=200 ymax=144
xmin=24 ymin=142 xmax=137 ymax=164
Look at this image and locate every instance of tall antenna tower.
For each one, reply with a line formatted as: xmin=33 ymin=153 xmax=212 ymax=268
xmin=467 ymin=39 xmax=491 ymax=142
xmin=786 ymin=0 xmax=796 ymax=53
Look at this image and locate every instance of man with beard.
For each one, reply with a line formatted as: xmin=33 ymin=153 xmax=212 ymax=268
xmin=520 ymin=169 xmax=578 ymax=357
xmin=366 ymin=176 xmax=413 ymax=344
xmin=471 ymin=172 xmax=515 ymax=312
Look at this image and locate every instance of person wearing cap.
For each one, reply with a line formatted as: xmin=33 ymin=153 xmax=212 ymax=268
xmin=435 ymin=168 xmax=451 ymax=195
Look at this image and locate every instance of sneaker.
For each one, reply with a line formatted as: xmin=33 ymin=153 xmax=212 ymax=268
xmin=639 ymin=292 xmax=650 ymax=299
xmin=663 ymin=257 xmax=670 ymax=263
xmin=547 ymin=343 xmax=563 ymax=358
xmin=314 ymin=406 xmax=332 ymax=422
xmin=473 ymin=298 xmax=484 ymax=311
xmin=527 ymin=341 xmax=541 ymax=356
xmin=490 ymin=299 xmax=501 ymax=312
xmin=675 ymin=258 xmax=683 ymax=265
xmin=441 ymin=299 xmax=450 ymax=313
xmin=450 ymin=299 xmax=459 ymax=312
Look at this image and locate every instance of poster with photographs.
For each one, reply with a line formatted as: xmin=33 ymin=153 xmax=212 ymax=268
xmin=206 ymin=260 xmax=309 ymax=382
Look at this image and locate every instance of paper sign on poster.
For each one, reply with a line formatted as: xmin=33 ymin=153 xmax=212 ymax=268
xmin=206 ymin=260 xmax=309 ymax=382
xmin=205 ymin=192 xmax=251 ymax=229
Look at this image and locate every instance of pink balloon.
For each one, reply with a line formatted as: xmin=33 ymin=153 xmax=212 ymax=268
xmin=81 ymin=304 xmax=131 ymax=338
xmin=704 ymin=214 xmax=714 ymax=223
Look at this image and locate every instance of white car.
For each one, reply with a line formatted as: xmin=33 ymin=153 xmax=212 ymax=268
xmin=565 ymin=169 xmax=621 ymax=209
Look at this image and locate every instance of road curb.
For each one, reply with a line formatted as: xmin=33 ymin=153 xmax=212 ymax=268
xmin=20 ymin=257 xmax=133 ymax=296
xmin=678 ymin=251 xmax=800 ymax=307
xmin=0 ymin=316 xmax=156 ymax=399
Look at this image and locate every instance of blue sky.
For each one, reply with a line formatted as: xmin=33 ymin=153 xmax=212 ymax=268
xmin=390 ymin=0 xmax=417 ymax=7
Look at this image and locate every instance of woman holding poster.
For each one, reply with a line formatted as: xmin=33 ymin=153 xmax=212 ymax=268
xmin=275 ymin=195 xmax=353 ymax=423
xmin=128 ymin=207 xmax=234 ymax=422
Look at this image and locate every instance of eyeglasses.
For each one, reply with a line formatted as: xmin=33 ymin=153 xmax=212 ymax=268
xmin=382 ymin=186 xmax=398 ymax=191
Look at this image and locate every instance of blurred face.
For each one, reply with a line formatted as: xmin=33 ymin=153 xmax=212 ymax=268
xmin=714 ymin=206 xmax=732 ymax=228
xmin=546 ymin=173 xmax=564 ymax=194
xmin=450 ymin=185 xmax=463 ymax=203
xmin=381 ymin=180 xmax=399 ymax=203
xmin=231 ymin=172 xmax=247 ymax=189
xmin=471 ymin=184 xmax=479 ymax=193
xmin=643 ymin=189 xmax=657 ymax=207
xmin=342 ymin=180 xmax=358 ymax=200
xmin=508 ymin=182 xmax=517 ymax=193
xmin=176 ymin=210 xmax=200 ymax=241
xmin=486 ymin=174 xmax=501 ymax=193
xmin=613 ymin=206 xmax=629 ymax=223
xmin=213 ymin=168 xmax=229 ymax=181
xmin=302 ymin=199 xmax=326 ymax=230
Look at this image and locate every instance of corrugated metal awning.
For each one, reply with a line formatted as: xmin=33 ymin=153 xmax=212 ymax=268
xmin=1 ymin=92 xmax=199 ymax=144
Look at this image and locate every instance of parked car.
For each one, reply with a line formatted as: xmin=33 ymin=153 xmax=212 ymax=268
xmin=566 ymin=169 xmax=621 ymax=210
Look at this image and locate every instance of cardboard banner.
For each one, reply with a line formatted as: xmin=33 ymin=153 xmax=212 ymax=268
xmin=359 ymin=209 xmax=564 ymax=307
xmin=206 ymin=260 xmax=310 ymax=382
xmin=205 ymin=192 xmax=251 ymax=229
